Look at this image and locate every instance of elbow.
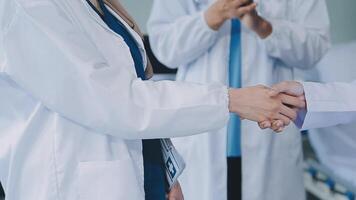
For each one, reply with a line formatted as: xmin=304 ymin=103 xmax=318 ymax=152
xmin=308 ymin=31 xmax=331 ymax=67
xmin=303 ymin=42 xmax=330 ymax=69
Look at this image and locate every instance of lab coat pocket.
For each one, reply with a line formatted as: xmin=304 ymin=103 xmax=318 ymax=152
xmin=78 ymin=160 xmax=143 ymax=200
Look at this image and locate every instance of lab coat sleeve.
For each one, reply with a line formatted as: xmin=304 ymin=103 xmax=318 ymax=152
xmin=2 ymin=1 xmax=229 ymax=140
xmin=263 ymin=0 xmax=330 ymax=69
xmin=295 ymin=81 xmax=356 ymax=130
xmin=147 ymin=0 xmax=219 ymax=68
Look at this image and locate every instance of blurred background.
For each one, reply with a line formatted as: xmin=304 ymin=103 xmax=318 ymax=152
xmin=1 ymin=0 xmax=355 ymax=200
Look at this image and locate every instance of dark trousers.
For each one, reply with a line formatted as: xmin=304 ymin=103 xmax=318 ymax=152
xmin=143 ymin=140 xmax=166 ymax=200
xmin=0 ymin=182 xmax=4 ymax=200
xmin=228 ymin=157 xmax=242 ymax=200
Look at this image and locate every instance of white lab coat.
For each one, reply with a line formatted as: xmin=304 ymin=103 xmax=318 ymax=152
xmin=297 ymin=80 xmax=356 ymax=130
xmin=296 ymin=42 xmax=356 ymax=130
xmin=297 ymin=81 xmax=356 ymax=130
xmin=0 ymin=0 xmax=230 ymax=200
xmin=148 ymin=0 xmax=330 ymax=200
xmin=303 ymin=41 xmax=356 ymax=186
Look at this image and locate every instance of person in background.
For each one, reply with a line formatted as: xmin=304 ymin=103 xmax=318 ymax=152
xmin=147 ymin=0 xmax=330 ymax=199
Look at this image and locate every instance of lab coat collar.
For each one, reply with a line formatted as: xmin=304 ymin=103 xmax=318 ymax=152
xmin=80 ymin=0 xmax=154 ymax=79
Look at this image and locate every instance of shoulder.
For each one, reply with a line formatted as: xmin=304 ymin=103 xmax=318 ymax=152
xmin=1 ymin=0 xmax=81 ymax=44
xmin=8 ymin=0 xmax=74 ymax=27
xmin=12 ymin=0 xmax=68 ymax=17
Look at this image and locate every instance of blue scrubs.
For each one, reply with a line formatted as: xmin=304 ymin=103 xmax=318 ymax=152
xmin=87 ymin=1 xmax=166 ymax=199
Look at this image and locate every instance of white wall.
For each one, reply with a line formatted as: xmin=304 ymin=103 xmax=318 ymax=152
xmin=326 ymin=0 xmax=356 ymax=44
xmin=120 ymin=0 xmax=356 ymax=44
xmin=120 ymin=0 xmax=154 ymax=34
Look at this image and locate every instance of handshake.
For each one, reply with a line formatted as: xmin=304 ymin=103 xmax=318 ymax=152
xmin=228 ymin=81 xmax=305 ymax=132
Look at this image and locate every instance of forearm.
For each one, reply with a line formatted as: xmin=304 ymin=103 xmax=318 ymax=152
xmin=262 ymin=0 xmax=330 ymax=68
xmin=264 ymin=20 xmax=330 ymax=68
xmin=298 ymin=81 xmax=356 ymax=129
xmin=148 ymin=12 xmax=219 ymax=68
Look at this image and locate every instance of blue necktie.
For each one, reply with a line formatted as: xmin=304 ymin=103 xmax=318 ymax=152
xmin=227 ymin=19 xmax=242 ymax=157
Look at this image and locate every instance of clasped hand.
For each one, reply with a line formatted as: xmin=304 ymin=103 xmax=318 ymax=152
xmin=205 ymin=0 xmax=272 ymax=38
xmin=229 ymin=81 xmax=306 ymax=133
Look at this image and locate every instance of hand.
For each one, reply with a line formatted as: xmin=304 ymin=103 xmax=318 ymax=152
xmin=204 ymin=0 xmax=257 ymax=30
xmin=228 ymin=85 xmax=304 ymax=124
xmin=258 ymin=81 xmax=306 ymax=132
xmin=204 ymin=0 xmax=272 ymax=38
xmin=239 ymin=10 xmax=273 ymax=39
xmin=166 ymin=182 xmax=184 ymax=200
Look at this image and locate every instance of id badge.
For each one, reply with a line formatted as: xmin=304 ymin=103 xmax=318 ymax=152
xmin=160 ymin=139 xmax=186 ymax=189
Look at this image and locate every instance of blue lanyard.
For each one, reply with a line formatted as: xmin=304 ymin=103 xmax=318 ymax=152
xmin=86 ymin=1 xmax=166 ymax=199
xmin=88 ymin=0 xmax=146 ymax=80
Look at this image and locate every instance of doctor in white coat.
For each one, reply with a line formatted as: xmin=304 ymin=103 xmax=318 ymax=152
xmin=147 ymin=0 xmax=330 ymax=199
xmin=0 ymin=0 xmax=303 ymax=200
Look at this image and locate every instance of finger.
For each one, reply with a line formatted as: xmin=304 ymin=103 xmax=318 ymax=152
xmin=167 ymin=182 xmax=184 ymax=200
xmin=259 ymin=121 xmax=271 ymax=129
xmin=272 ymin=113 xmax=291 ymax=126
xmin=234 ymin=3 xmax=257 ymax=17
xmin=279 ymin=105 xmax=297 ymax=121
xmin=271 ymin=120 xmax=285 ymax=132
xmin=268 ymin=88 xmax=279 ymax=97
xmin=276 ymin=126 xmax=285 ymax=133
xmin=234 ymin=0 xmax=253 ymax=7
xmin=298 ymin=95 xmax=306 ymax=101
xmin=279 ymin=94 xmax=306 ymax=108
xmin=271 ymin=81 xmax=289 ymax=94
xmin=272 ymin=81 xmax=305 ymax=97
xmin=272 ymin=120 xmax=284 ymax=127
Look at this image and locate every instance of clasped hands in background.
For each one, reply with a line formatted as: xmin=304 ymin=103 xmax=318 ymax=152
xmin=228 ymin=81 xmax=306 ymax=133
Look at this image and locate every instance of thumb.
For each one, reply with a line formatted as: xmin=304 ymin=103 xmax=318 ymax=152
xmin=271 ymin=82 xmax=288 ymax=94
xmin=271 ymin=81 xmax=300 ymax=96
xmin=268 ymin=82 xmax=290 ymax=97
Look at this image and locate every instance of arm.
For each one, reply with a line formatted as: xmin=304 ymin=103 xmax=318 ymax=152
xmin=147 ymin=0 xmax=219 ymax=68
xmin=298 ymin=81 xmax=356 ymax=130
xmin=4 ymin=1 xmax=229 ymax=140
xmin=262 ymin=0 xmax=331 ymax=69
xmin=267 ymin=81 xmax=356 ymax=131
xmin=5 ymin=1 xmax=300 ymax=139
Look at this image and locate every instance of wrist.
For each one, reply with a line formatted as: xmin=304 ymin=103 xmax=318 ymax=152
xmin=228 ymin=88 xmax=243 ymax=114
xmin=253 ymin=16 xmax=272 ymax=39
